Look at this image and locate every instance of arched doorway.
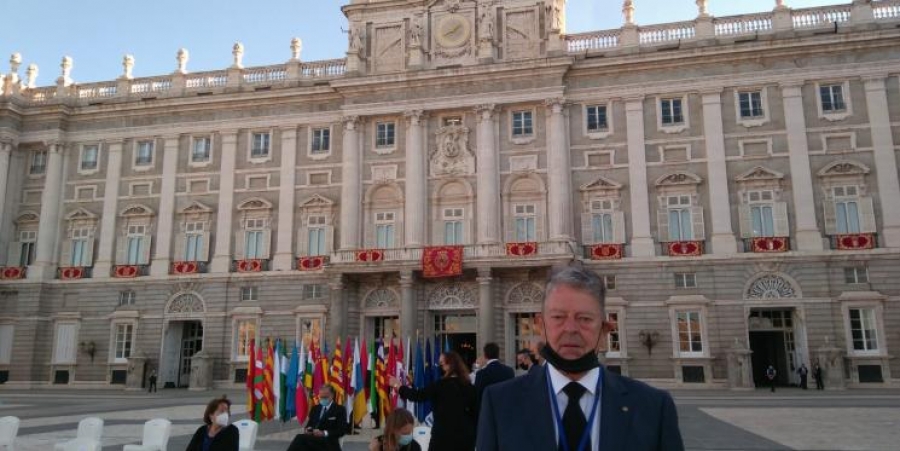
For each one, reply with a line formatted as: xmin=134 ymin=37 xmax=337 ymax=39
xmin=744 ymin=274 xmax=807 ymax=387
xmin=429 ymin=284 xmax=478 ymax=369
xmin=159 ymin=292 xmax=206 ymax=388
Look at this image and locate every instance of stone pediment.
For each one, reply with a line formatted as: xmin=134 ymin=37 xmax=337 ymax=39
xmin=299 ymin=194 xmax=334 ymax=209
xmin=818 ymin=160 xmax=870 ymax=177
xmin=15 ymin=211 xmax=40 ymax=224
xmin=736 ymin=166 xmax=784 ymax=183
xmin=430 ymin=125 xmax=475 ymax=177
xmin=655 ymin=172 xmax=702 ymax=187
xmin=236 ymin=197 xmax=273 ymax=211
xmin=65 ymin=208 xmax=97 ymax=221
xmin=120 ymin=204 xmax=154 ymax=217
xmin=580 ymin=175 xmax=623 ymax=192
xmin=180 ymin=201 xmax=213 ymax=215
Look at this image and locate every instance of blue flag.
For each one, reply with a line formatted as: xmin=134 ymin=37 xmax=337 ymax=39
xmin=431 ymin=336 xmax=442 ymax=382
xmin=413 ymin=338 xmax=430 ymax=422
xmin=285 ymin=341 xmax=300 ymax=420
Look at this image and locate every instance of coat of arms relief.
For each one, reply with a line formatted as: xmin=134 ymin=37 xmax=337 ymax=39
xmin=430 ymin=125 xmax=475 ymax=176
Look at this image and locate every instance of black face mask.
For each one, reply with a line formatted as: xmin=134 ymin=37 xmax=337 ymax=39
xmin=517 ymin=363 xmax=529 ymax=371
xmin=540 ymin=343 xmax=600 ymax=374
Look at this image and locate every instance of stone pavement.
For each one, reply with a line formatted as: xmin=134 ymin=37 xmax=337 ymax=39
xmin=1 ymin=387 xmax=899 ymax=450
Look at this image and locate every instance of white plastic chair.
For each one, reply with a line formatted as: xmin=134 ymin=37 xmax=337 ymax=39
xmin=122 ymin=418 xmax=171 ymax=451
xmin=54 ymin=417 xmax=103 ymax=451
xmin=413 ymin=425 xmax=431 ymax=451
xmin=0 ymin=416 xmax=20 ymax=451
xmin=233 ymin=419 xmax=258 ymax=451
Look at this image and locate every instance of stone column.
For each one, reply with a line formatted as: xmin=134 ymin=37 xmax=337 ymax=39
xmin=625 ymin=98 xmax=656 ymax=257
xmin=328 ymin=276 xmax=346 ymax=344
xmin=273 ymin=126 xmax=298 ymax=270
xmin=477 ymin=268 xmax=494 ymax=351
xmin=862 ymin=76 xmax=900 ymax=247
xmin=546 ymin=98 xmax=574 ymax=242
xmin=94 ymin=141 xmax=124 ymax=278
xmin=0 ymin=139 xmax=14 ymax=231
xmin=475 ymin=105 xmax=501 ymax=244
xmin=780 ymin=83 xmax=824 ymax=251
xmin=151 ymin=136 xmax=180 ymax=276
xmin=339 ymin=117 xmax=361 ymax=250
xmin=30 ymin=141 xmax=65 ymax=280
xmin=404 ymin=110 xmax=427 ymax=247
xmin=400 ymin=270 xmax=416 ymax=341
xmin=211 ymin=131 xmax=238 ymax=273
xmin=701 ymin=91 xmax=738 ymax=254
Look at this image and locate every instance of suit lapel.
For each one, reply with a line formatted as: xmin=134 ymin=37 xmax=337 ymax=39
xmin=523 ymin=366 xmax=557 ymax=449
xmin=599 ymin=368 xmax=631 ymax=451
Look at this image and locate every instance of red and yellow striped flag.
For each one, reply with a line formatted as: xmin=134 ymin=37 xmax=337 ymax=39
xmin=263 ymin=341 xmax=275 ymax=420
xmin=330 ymin=336 xmax=345 ymax=405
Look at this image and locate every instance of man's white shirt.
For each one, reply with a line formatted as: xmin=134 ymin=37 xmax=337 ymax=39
xmin=546 ymin=363 xmax=602 ymax=451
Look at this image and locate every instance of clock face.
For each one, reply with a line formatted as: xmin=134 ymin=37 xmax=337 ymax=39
xmin=436 ymin=14 xmax=471 ymax=48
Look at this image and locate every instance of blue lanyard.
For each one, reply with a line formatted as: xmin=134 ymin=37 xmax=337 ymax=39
xmin=546 ymin=365 xmax=603 ymax=451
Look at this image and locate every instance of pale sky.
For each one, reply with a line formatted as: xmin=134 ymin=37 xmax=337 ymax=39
xmin=0 ymin=0 xmax=845 ymax=84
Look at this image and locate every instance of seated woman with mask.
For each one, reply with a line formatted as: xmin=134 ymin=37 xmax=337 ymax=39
xmin=369 ymin=409 xmax=421 ymax=451
xmin=185 ymin=395 xmax=239 ymax=451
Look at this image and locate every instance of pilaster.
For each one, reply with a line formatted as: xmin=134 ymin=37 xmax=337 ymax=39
xmin=780 ymin=82 xmax=824 ymax=251
xmin=404 ymin=110 xmax=427 ymax=248
xmin=0 ymin=139 xmax=14 ymax=235
xmin=862 ymin=76 xmax=900 ymax=247
xmin=701 ymin=91 xmax=738 ymax=254
xmin=94 ymin=140 xmax=124 ymax=278
xmin=329 ymin=276 xmax=346 ymax=345
xmin=624 ymin=97 xmax=656 ymax=256
xmin=475 ymin=104 xmax=501 ymax=244
xmin=400 ymin=270 xmax=416 ymax=341
xmin=339 ymin=117 xmax=362 ymax=250
xmin=30 ymin=141 xmax=65 ymax=280
xmin=273 ymin=126 xmax=298 ymax=270
xmin=150 ymin=136 xmax=179 ymax=276
xmin=211 ymin=131 xmax=239 ymax=273
xmin=546 ymin=98 xmax=574 ymax=242
xmin=477 ymin=268 xmax=494 ymax=351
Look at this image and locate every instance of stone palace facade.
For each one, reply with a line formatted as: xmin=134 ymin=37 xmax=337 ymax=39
xmin=1 ymin=0 xmax=899 ymax=390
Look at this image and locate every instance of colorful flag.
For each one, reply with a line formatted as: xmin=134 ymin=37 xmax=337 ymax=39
xmin=273 ymin=340 xmax=282 ymax=421
xmin=264 ymin=341 xmax=275 ymax=420
xmin=351 ymin=337 xmax=367 ymax=425
xmin=344 ymin=337 xmax=353 ymax=398
xmin=286 ymin=341 xmax=299 ymax=421
xmin=279 ymin=342 xmax=289 ymax=421
xmin=432 ymin=337 xmax=442 ymax=382
xmin=413 ymin=338 xmax=430 ymax=422
xmin=246 ymin=339 xmax=256 ymax=415
xmin=368 ymin=338 xmax=376 ymax=415
xmin=330 ymin=337 xmax=345 ymax=405
xmin=376 ymin=339 xmax=389 ymax=419
xmin=253 ymin=343 xmax=265 ymax=422
xmin=312 ymin=344 xmax=326 ymax=404
xmin=303 ymin=340 xmax=315 ymax=393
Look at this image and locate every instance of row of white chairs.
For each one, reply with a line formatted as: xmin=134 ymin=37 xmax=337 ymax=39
xmin=0 ymin=415 xmax=259 ymax=451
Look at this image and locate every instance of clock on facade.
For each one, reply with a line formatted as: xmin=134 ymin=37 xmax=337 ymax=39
xmin=436 ymin=14 xmax=472 ymax=48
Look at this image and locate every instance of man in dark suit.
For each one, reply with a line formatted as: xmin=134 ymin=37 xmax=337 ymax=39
xmin=287 ymin=384 xmax=347 ymax=451
xmin=477 ymin=266 xmax=684 ymax=451
xmin=474 ymin=342 xmax=515 ymax=409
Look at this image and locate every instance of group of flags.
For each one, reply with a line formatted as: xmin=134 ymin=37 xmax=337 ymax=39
xmin=245 ymin=335 xmax=451 ymax=426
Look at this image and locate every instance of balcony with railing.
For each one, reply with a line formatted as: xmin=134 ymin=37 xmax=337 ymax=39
xmin=57 ymin=266 xmax=94 ymax=280
xmin=330 ymin=242 xmax=576 ymax=267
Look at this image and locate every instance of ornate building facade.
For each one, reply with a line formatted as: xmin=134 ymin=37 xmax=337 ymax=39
xmin=0 ymin=0 xmax=899 ymax=389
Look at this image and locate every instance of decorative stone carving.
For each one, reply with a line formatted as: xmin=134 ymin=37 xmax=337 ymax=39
xmin=623 ymin=0 xmax=635 ymax=25
xmin=176 ymin=48 xmax=189 ymax=73
xmin=507 ymin=282 xmax=544 ymax=304
xmin=479 ymin=4 xmax=495 ymax=42
xmin=545 ymin=1 xmax=563 ymax=32
xmin=232 ymin=42 xmax=244 ymax=69
xmin=365 ymin=288 xmax=398 ymax=309
xmin=372 ymin=165 xmax=398 ymax=183
xmin=167 ymin=293 xmax=205 ymax=314
xmin=58 ymin=56 xmax=73 ymax=85
xmin=409 ymin=16 xmax=424 ymax=48
xmin=122 ymin=55 xmax=134 ymax=80
xmin=431 ymin=124 xmax=475 ymax=176
xmin=818 ymin=160 xmax=870 ymax=177
xmin=25 ymin=63 xmax=38 ymax=89
xmin=746 ymin=274 xmax=798 ymax=299
xmin=290 ymin=38 xmax=303 ymax=61
xmin=348 ymin=24 xmax=365 ymax=55
xmin=428 ymin=284 xmax=476 ymax=310
xmin=655 ymin=172 xmax=703 ymax=187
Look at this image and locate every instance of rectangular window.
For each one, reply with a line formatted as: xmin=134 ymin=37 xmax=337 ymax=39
xmin=607 ymin=312 xmax=620 ymax=354
xmin=667 ymin=195 xmax=693 ymax=241
xmin=135 ymin=141 xmax=154 ymax=166
xmin=114 ymin=324 xmax=134 ymax=360
xmin=738 ymin=91 xmax=764 ymax=119
xmin=601 ymin=275 xmax=617 ymax=290
xmin=308 ymin=228 xmax=326 ymax=256
xmin=184 ymin=222 xmax=205 ymax=262
xmin=373 ymin=316 xmax=401 ymax=342
xmin=311 ymin=128 xmax=331 ymax=154
xmin=244 ymin=230 xmax=265 ymax=259
xmin=192 ymin=137 xmax=211 ymax=163
xmin=18 ymin=230 xmax=37 ymax=267
xmin=513 ymin=313 xmax=543 ymax=353
xmin=0 ymin=324 xmax=13 ymax=364
xmin=118 ymin=290 xmax=136 ymax=306
xmin=30 ymin=150 xmax=47 ymax=175
xmin=236 ymin=320 xmax=256 ymax=359
xmin=849 ymin=308 xmax=878 ymax=352
xmin=675 ymin=273 xmax=697 ymax=289
xmin=303 ymin=284 xmax=325 ymax=300
xmin=514 ymin=204 xmax=536 ymax=242
xmin=586 ymin=105 xmax=608 ymax=132
xmin=660 ymin=98 xmax=684 ymax=125
xmin=844 ymin=266 xmax=869 ymax=284
xmin=251 ymin=132 xmax=271 ymax=158
xmin=592 ymin=212 xmax=614 ymax=243
xmin=512 ymin=111 xmax=534 ymax=137
xmin=820 ymin=84 xmax=846 ymax=113
xmin=70 ymin=228 xmax=91 ymax=267
xmin=80 ymin=145 xmax=99 ymax=171
xmin=748 ymin=190 xmax=776 ymax=237
xmin=375 ymin=122 xmax=396 ymax=148
xmin=375 ymin=212 xmax=395 ymax=248
xmin=677 ymin=311 xmax=703 ymax=354
xmin=443 ymin=208 xmax=464 ymax=245
xmin=53 ymin=323 xmax=77 ymax=364
xmin=240 ymin=286 xmax=258 ymax=302
xmin=835 ymin=200 xmax=861 ymax=234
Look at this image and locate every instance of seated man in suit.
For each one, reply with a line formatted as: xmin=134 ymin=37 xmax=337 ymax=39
xmin=474 ymin=342 xmax=515 ymax=410
xmin=477 ymin=266 xmax=684 ymax=451
xmin=287 ymin=384 xmax=347 ymax=451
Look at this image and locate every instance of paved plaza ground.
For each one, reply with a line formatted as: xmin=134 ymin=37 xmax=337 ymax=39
xmin=1 ymin=387 xmax=899 ymax=451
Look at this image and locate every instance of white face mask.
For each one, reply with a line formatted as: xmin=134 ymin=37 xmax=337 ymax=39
xmin=214 ymin=412 xmax=229 ymax=427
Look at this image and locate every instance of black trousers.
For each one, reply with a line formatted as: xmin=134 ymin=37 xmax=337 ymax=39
xmin=286 ymin=434 xmax=338 ymax=451
xmin=800 ymin=374 xmax=808 ymax=389
xmin=148 ymin=379 xmax=157 ymax=392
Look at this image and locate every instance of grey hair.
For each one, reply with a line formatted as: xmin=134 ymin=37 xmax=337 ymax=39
xmin=544 ymin=266 xmax=606 ymax=311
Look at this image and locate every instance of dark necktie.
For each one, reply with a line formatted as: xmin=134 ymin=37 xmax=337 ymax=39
xmin=561 ymin=382 xmax=590 ymax=451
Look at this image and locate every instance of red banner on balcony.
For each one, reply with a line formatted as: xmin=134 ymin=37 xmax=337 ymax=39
xmin=356 ymin=249 xmax=384 ymax=262
xmin=59 ymin=267 xmax=84 ymax=280
xmin=836 ymin=233 xmax=875 ymax=250
xmin=114 ymin=265 xmax=139 ymax=278
xmin=0 ymin=267 xmax=26 ymax=280
xmin=589 ymin=244 xmax=623 ymax=260
xmin=172 ymin=261 xmax=199 ymax=275
xmin=422 ymin=246 xmax=463 ymax=278
xmin=298 ymin=256 xmax=326 ymax=271
xmin=236 ymin=259 xmax=263 ymax=273
xmin=751 ymin=237 xmax=789 ymax=253
xmin=667 ymin=241 xmax=703 ymax=257
xmin=506 ymin=242 xmax=538 ymax=257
